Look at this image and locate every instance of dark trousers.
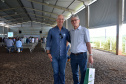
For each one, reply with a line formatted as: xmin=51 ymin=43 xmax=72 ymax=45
xmin=70 ymin=52 xmax=87 ymax=84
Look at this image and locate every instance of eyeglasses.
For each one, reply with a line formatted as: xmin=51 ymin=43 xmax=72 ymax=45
xmin=58 ymin=19 xmax=64 ymax=21
xmin=71 ymin=19 xmax=78 ymax=22
xmin=59 ymin=33 xmax=63 ymax=39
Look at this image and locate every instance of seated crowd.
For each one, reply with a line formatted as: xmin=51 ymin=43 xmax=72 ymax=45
xmin=2 ymin=37 xmax=38 ymax=53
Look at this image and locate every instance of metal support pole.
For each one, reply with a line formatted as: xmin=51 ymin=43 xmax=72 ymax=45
xmin=2 ymin=26 xmax=4 ymax=43
xmin=116 ymin=0 xmax=124 ymax=55
xmin=65 ymin=20 xmax=68 ymax=29
xmin=85 ymin=6 xmax=89 ymax=28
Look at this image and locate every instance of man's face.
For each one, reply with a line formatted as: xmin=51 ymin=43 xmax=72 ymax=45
xmin=56 ymin=15 xmax=64 ymax=26
xmin=71 ymin=17 xmax=80 ymax=28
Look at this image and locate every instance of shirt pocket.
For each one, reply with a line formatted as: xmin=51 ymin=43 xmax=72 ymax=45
xmin=62 ymin=33 xmax=67 ymax=39
xmin=77 ymin=32 xmax=84 ymax=43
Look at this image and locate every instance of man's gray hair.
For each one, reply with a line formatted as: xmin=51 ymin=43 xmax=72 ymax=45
xmin=71 ymin=14 xmax=80 ymax=20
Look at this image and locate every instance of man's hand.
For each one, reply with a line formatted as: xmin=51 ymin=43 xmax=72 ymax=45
xmin=88 ymin=55 xmax=93 ymax=64
xmin=48 ymin=54 xmax=52 ymax=62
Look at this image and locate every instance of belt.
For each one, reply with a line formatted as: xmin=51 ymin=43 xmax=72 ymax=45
xmin=71 ymin=52 xmax=84 ymax=55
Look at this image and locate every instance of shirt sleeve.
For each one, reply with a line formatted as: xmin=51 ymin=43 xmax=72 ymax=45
xmin=66 ymin=45 xmax=70 ymax=52
xmin=46 ymin=29 xmax=52 ymax=50
xmin=67 ymin=30 xmax=71 ymax=43
xmin=21 ymin=41 xmax=22 ymax=46
xmin=84 ymin=28 xmax=90 ymax=42
xmin=12 ymin=40 xmax=14 ymax=45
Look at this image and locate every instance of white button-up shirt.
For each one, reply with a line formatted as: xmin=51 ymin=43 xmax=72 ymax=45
xmin=70 ymin=25 xmax=90 ymax=53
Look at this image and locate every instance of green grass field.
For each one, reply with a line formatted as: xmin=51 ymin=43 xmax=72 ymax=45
xmin=90 ymin=35 xmax=126 ymax=55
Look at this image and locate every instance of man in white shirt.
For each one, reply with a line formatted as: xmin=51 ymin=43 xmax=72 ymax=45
xmin=32 ymin=37 xmax=34 ymax=43
xmin=70 ymin=14 xmax=93 ymax=84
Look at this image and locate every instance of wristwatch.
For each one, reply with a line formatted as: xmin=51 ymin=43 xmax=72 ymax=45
xmin=47 ymin=53 xmax=50 ymax=55
xmin=89 ymin=54 xmax=93 ymax=56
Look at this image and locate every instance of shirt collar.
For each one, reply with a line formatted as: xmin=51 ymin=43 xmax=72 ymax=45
xmin=56 ymin=25 xmax=64 ymax=29
xmin=72 ymin=25 xmax=81 ymax=31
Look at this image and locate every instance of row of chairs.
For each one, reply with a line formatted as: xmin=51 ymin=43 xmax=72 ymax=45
xmin=22 ymin=43 xmax=38 ymax=52
xmin=4 ymin=43 xmax=38 ymax=53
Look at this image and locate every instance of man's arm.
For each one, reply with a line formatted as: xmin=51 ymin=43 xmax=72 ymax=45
xmin=46 ymin=29 xmax=52 ymax=62
xmin=46 ymin=50 xmax=50 ymax=54
xmin=86 ymin=42 xmax=93 ymax=64
xmin=46 ymin=29 xmax=52 ymax=51
xmin=46 ymin=50 xmax=52 ymax=62
xmin=12 ymin=40 xmax=14 ymax=45
xmin=67 ymin=31 xmax=71 ymax=43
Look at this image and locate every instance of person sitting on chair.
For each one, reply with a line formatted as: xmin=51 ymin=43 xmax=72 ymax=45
xmin=6 ymin=37 xmax=14 ymax=53
xmin=26 ymin=37 xmax=30 ymax=44
xmin=16 ymin=38 xmax=23 ymax=52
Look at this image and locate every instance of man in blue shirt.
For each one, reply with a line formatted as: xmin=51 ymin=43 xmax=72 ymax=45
xmin=6 ymin=38 xmax=14 ymax=52
xmin=70 ymin=14 xmax=93 ymax=84
xmin=26 ymin=37 xmax=30 ymax=44
xmin=16 ymin=38 xmax=23 ymax=52
xmin=46 ymin=15 xmax=70 ymax=84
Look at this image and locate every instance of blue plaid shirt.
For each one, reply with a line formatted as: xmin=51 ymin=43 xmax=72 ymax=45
xmin=46 ymin=26 xmax=70 ymax=57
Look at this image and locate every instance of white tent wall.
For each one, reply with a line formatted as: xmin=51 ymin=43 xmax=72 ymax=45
xmin=0 ymin=26 xmax=3 ymax=34
xmin=0 ymin=26 xmax=8 ymax=38
xmin=9 ymin=21 xmax=52 ymax=38
xmin=0 ymin=26 xmax=3 ymax=37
